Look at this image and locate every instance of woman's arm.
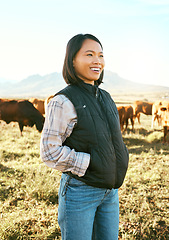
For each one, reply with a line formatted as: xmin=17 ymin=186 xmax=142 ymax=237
xmin=40 ymin=94 xmax=90 ymax=177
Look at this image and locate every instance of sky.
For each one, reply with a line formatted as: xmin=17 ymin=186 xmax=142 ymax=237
xmin=1 ymin=0 xmax=169 ymax=87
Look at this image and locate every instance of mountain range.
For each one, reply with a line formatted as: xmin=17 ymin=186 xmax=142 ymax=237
xmin=0 ymin=71 xmax=169 ymax=98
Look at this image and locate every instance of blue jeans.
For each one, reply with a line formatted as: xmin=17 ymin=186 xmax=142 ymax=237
xmin=58 ymin=173 xmax=119 ymax=240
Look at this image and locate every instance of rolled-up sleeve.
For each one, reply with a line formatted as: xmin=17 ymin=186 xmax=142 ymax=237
xmin=40 ymin=94 xmax=90 ymax=177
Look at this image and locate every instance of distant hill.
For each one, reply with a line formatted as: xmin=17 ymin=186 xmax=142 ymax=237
xmin=0 ymin=71 xmax=169 ymax=98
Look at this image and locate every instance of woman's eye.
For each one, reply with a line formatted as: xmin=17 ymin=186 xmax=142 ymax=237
xmin=100 ymin=54 xmax=104 ymax=58
xmin=87 ymin=53 xmax=93 ymax=56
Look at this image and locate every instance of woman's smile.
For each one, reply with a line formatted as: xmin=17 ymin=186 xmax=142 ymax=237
xmin=90 ymin=67 xmax=101 ymax=73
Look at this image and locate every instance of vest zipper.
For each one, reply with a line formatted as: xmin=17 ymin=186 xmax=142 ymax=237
xmin=95 ymin=87 xmax=99 ymax=99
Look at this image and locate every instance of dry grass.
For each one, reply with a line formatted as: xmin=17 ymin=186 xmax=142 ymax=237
xmin=0 ymin=98 xmax=169 ymax=239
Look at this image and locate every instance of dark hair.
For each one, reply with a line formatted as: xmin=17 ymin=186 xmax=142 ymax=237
xmin=62 ymin=33 xmax=104 ymax=85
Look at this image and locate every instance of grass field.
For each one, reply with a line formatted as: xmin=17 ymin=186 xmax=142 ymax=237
xmin=0 ymin=100 xmax=169 ymax=239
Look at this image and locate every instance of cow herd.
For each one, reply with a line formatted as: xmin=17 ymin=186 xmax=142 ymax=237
xmin=0 ymin=97 xmax=169 ymax=142
xmin=117 ymin=101 xmax=153 ymax=131
xmin=118 ymin=100 xmax=169 ymax=142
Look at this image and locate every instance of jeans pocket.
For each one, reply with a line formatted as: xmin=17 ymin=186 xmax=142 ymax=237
xmin=61 ymin=174 xmax=72 ymax=197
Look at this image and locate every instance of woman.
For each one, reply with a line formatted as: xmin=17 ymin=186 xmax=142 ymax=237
xmin=40 ymin=33 xmax=129 ymax=240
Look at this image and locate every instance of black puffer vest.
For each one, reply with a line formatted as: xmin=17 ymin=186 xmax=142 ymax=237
xmin=57 ymin=81 xmax=129 ymax=189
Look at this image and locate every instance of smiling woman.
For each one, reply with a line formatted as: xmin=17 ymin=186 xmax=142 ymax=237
xmin=40 ymin=33 xmax=129 ymax=240
xmin=62 ymin=34 xmax=105 ymax=86
xmin=73 ymin=39 xmax=105 ymax=85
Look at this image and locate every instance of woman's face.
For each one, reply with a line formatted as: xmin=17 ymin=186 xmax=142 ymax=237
xmin=73 ymin=39 xmax=105 ymax=85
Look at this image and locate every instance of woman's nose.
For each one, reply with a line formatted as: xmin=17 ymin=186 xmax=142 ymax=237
xmin=93 ymin=56 xmax=101 ymax=64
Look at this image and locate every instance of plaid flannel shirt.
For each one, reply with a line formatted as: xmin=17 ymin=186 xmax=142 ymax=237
xmin=40 ymin=94 xmax=90 ymax=177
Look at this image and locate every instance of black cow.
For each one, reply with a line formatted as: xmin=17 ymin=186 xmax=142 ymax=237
xmin=0 ymin=100 xmax=45 ymax=135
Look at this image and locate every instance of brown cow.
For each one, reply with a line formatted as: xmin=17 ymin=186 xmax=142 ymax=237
xmin=29 ymin=98 xmax=45 ymax=115
xmin=117 ymin=106 xmax=125 ymax=131
xmin=117 ymin=105 xmax=134 ymax=131
xmin=159 ymin=101 xmax=169 ymax=142
xmin=0 ymin=100 xmax=45 ymax=135
xmin=123 ymin=105 xmax=134 ymax=131
xmin=133 ymin=101 xmax=153 ymax=124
